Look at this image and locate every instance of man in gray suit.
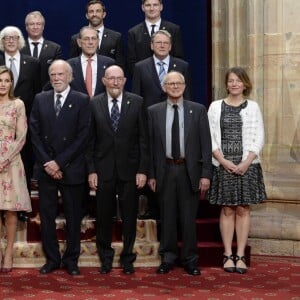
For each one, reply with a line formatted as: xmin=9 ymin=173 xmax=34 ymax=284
xmin=147 ymin=71 xmax=212 ymax=276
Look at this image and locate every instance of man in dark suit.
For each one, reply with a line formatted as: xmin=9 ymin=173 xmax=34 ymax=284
xmin=148 ymin=71 xmax=212 ymax=276
xmin=21 ymin=11 xmax=63 ymax=88
xmin=0 ymin=26 xmax=41 ymax=200
xmin=30 ymin=60 xmax=91 ymax=276
xmin=127 ymin=0 xmax=184 ymax=75
xmin=132 ymin=29 xmax=192 ymax=220
xmin=68 ymin=26 xmax=115 ymax=97
xmin=69 ymin=0 xmax=125 ymax=70
xmin=86 ymin=65 xmax=148 ymax=275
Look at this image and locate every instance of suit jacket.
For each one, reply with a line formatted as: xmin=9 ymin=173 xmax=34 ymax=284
xmin=148 ymin=100 xmax=212 ymax=192
xmin=86 ymin=91 xmax=149 ymax=181
xmin=69 ymin=28 xmax=125 ymax=70
xmin=30 ymin=89 xmax=91 ymax=185
xmin=67 ymin=54 xmax=115 ymax=96
xmin=0 ymin=52 xmax=41 ymax=117
xmin=21 ymin=39 xmax=63 ymax=87
xmin=132 ymin=56 xmax=193 ymax=108
xmin=127 ymin=20 xmax=184 ymax=75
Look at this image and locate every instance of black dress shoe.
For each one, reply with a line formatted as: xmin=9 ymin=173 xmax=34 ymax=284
xmin=18 ymin=212 xmax=30 ymax=222
xmin=138 ymin=210 xmax=156 ymax=220
xmin=39 ymin=263 xmax=60 ymax=274
xmin=156 ymin=262 xmax=173 ymax=274
xmin=99 ymin=265 xmax=112 ymax=274
xmin=122 ymin=263 xmax=135 ymax=275
xmin=66 ymin=265 xmax=80 ymax=276
xmin=184 ymin=265 xmax=201 ymax=276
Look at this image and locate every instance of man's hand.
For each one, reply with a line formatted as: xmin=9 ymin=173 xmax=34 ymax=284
xmin=198 ymin=178 xmax=210 ymax=194
xmin=88 ymin=173 xmax=98 ymax=190
xmin=148 ymin=178 xmax=156 ymax=192
xmin=136 ymin=173 xmax=147 ymax=189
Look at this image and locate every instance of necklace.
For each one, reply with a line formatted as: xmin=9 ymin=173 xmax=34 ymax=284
xmin=225 ymin=97 xmax=245 ymax=107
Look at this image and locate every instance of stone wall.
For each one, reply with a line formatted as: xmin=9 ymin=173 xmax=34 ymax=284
xmin=212 ymin=0 xmax=300 ymax=255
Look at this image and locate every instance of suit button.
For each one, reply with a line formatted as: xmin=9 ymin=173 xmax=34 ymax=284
xmin=63 ymin=137 xmax=67 ymax=141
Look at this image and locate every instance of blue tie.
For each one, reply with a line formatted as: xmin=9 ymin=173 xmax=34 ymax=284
xmin=111 ymin=99 xmax=120 ymax=132
xmin=157 ymin=61 xmax=166 ymax=85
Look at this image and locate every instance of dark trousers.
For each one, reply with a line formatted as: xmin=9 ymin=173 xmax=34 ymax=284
xmin=158 ymin=163 xmax=199 ymax=266
xmin=39 ymin=179 xmax=84 ymax=267
xmin=95 ymin=175 xmax=138 ymax=266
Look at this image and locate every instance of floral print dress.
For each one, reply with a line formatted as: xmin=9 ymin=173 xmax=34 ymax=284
xmin=0 ymin=99 xmax=31 ymax=212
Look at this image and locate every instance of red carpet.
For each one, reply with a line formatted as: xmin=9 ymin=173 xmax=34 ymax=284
xmin=1 ymin=255 xmax=299 ymax=300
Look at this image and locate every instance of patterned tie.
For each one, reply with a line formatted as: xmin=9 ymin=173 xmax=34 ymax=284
xmin=55 ymin=94 xmax=62 ymax=117
xmin=32 ymin=42 xmax=39 ymax=58
xmin=172 ymin=104 xmax=180 ymax=160
xmin=9 ymin=57 xmax=18 ymax=87
xmin=150 ymin=24 xmax=156 ymax=36
xmin=110 ymin=99 xmax=120 ymax=132
xmin=157 ymin=61 xmax=166 ymax=85
xmin=85 ymin=58 xmax=93 ymax=97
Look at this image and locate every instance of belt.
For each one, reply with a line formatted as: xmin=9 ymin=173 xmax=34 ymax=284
xmin=166 ymin=158 xmax=186 ymax=165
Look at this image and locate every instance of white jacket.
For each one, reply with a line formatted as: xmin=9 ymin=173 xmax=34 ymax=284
xmin=207 ymin=99 xmax=265 ymax=166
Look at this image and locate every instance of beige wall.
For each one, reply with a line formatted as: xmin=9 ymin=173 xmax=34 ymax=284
xmin=212 ymin=0 xmax=300 ymax=203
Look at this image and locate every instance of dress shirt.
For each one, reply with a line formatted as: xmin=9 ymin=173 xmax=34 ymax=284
xmin=28 ymin=37 xmax=44 ymax=57
xmin=81 ymin=53 xmax=97 ymax=96
xmin=145 ymin=19 xmax=161 ymax=36
xmin=54 ymin=86 xmax=70 ymax=108
xmin=166 ymin=99 xmax=185 ymax=158
xmin=108 ymin=94 xmax=123 ymax=115
xmin=153 ymin=55 xmax=170 ymax=77
xmin=5 ymin=51 xmax=21 ymax=75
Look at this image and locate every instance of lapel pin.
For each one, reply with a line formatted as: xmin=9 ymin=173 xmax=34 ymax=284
xmin=103 ymin=65 xmax=107 ymax=69
xmin=190 ymin=110 xmax=193 ymax=114
xmin=173 ymin=64 xmax=177 ymax=68
xmin=23 ymin=61 xmax=27 ymax=64
xmin=69 ymin=104 xmax=72 ymax=108
xmin=127 ymin=101 xmax=130 ymax=105
xmin=104 ymin=34 xmax=107 ymax=38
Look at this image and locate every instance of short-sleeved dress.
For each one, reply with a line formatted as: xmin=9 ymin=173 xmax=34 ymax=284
xmin=0 ymin=99 xmax=32 ymax=212
xmin=208 ymin=100 xmax=266 ymax=206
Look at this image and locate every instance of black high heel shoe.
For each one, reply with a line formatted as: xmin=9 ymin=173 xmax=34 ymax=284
xmin=235 ymin=255 xmax=247 ymax=274
xmin=223 ymin=254 xmax=236 ymax=273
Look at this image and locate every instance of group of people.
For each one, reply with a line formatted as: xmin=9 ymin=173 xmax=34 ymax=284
xmin=0 ymin=0 xmax=266 ymax=277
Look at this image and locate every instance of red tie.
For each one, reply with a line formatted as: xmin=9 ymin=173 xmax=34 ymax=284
xmin=85 ymin=58 xmax=92 ymax=97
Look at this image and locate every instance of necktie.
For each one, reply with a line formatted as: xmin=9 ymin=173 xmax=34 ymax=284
xmin=9 ymin=57 xmax=18 ymax=87
xmin=55 ymin=94 xmax=62 ymax=117
xmin=157 ymin=61 xmax=166 ymax=85
xmin=85 ymin=58 xmax=93 ymax=97
xmin=150 ymin=24 xmax=156 ymax=36
xmin=111 ymin=99 xmax=120 ymax=132
xmin=32 ymin=42 xmax=39 ymax=58
xmin=172 ymin=104 xmax=180 ymax=160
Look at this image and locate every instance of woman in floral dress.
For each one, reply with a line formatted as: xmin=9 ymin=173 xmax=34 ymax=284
xmin=0 ymin=66 xmax=31 ymax=272
xmin=208 ymin=67 xmax=266 ymax=274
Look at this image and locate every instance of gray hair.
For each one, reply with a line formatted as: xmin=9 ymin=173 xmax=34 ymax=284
xmin=0 ymin=26 xmax=26 ymax=51
xmin=163 ymin=71 xmax=185 ymax=85
xmin=25 ymin=11 xmax=45 ymax=25
xmin=151 ymin=29 xmax=172 ymax=43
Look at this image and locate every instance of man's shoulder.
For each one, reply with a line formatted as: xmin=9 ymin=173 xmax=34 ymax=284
xmin=104 ymin=27 xmax=122 ymax=37
xmin=43 ymin=39 xmax=62 ymax=49
xmin=128 ymin=22 xmax=145 ymax=33
xmin=96 ymin=54 xmax=115 ymax=64
xmin=170 ymin=56 xmax=189 ymax=66
xmin=161 ymin=19 xmax=181 ymax=30
xmin=69 ymin=88 xmax=89 ymax=100
xmin=124 ymin=91 xmax=143 ymax=103
xmin=135 ymin=57 xmax=153 ymax=68
xmin=148 ymin=101 xmax=165 ymax=112
xmin=184 ymin=100 xmax=206 ymax=111
xmin=67 ymin=56 xmax=80 ymax=65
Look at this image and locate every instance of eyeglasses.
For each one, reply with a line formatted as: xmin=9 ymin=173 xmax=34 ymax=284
xmin=164 ymin=82 xmax=185 ymax=87
xmin=105 ymin=77 xmax=124 ymax=82
xmin=153 ymin=41 xmax=170 ymax=46
xmin=3 ymin=36 xmax=19 ymax=41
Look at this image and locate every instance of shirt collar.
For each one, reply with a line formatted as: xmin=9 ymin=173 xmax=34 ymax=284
xmin=55 ymin=85 xmax=70 ymax=100
xmin=153 ymin=54 xmax=170 ymax=65
xmin=28 ymin=37 xmax=44 ymax=45
xmin=5 ymin=51 xmax=20 ymax=61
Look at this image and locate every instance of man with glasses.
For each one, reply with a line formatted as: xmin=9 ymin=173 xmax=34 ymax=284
xmin=127 ymin=0 xmax=184 ymax=75
xmin=86 ymin=65 xmax=148 ymax=275
xmin=0 ymin=26 xmax=41 ymax=213
xmin=68 ymin=26 xmax=115 ymax=97
xmin=69 ymin=0 xmax=125 ymax=70
xmin=21 ymin=11 xmax=63 ymax=88
xmin=132 ymin=29 xmax=192 ymax=220
xmin=147 ymin=71 xmax=212 ymax=276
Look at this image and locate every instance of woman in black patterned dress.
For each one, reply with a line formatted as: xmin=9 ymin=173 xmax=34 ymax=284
xmin=207 ymin=67 xmax=266 ymax=274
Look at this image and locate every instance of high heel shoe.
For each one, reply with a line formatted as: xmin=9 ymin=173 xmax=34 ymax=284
xmin=223 ymin=254 xmax=236 ymax=273
xmin=2 ymin=258 xmax=13 ymax=273
xmin=235 ymin=255 xmax=247 ymax=274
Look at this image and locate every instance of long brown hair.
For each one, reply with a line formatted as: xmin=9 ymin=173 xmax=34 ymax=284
xmin=0 ymin=65 xmax=16 ymax=99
